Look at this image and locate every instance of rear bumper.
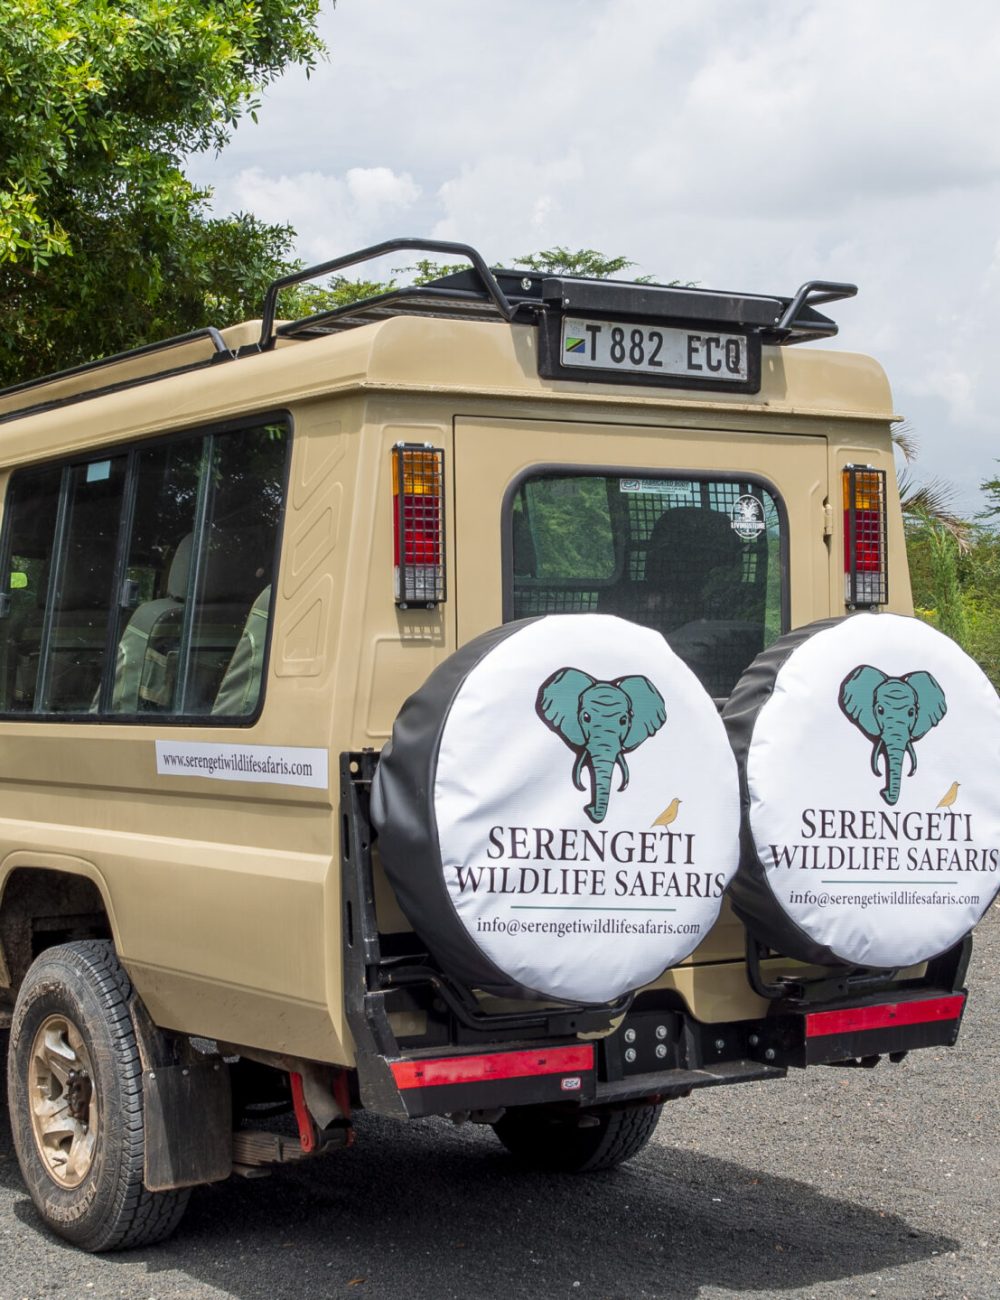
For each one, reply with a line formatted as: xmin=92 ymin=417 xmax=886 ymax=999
xmin=380 ymin=987 xmax=966 ymax=1119
xmin=803 ymin=991 xmax=965 ymax=1064
xmin=341 ymin=751 xmax=970 ymax=1122
xmin=389 ymin=1045 xmax=595 ymax=1117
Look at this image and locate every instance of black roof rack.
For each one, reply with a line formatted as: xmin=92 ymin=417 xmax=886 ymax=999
xmin=0 ymin=327 xmax=235 ymax=425
xmin=258 ymin=237 xmax=856 ymax=350
xmin=0 ymin=238 xmax=857 ymax=422
xmin=257 ymin=238 xmax=518 ymax=350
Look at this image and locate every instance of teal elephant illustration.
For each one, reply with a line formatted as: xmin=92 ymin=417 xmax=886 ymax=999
xmin=537 ymin=669 xmax=666 ymax=823
xmin=839 ymin=665 xmax=947 ymax=805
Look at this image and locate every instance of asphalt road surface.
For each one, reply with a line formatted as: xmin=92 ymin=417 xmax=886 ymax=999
xmin=1 ymin=910 xmax=997 ymax=1300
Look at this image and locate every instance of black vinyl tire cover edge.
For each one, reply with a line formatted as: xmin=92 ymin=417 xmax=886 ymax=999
xmin=722 ymin=617 xmax=853 ymax=967
xmin=370 ymin=617 xmax=550 ymax=1000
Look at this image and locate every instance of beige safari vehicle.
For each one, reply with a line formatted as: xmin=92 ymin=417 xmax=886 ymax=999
xmin=0 ymin=239 xmax=990 ymax=1252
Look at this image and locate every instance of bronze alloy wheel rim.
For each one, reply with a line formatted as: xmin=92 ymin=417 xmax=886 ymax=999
xmin=27 ymin=1014 xmax=98 ymax=1189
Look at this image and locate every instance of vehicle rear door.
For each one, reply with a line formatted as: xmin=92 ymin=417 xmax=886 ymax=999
xmin=454 ymin=414 xmax=830 ymax=657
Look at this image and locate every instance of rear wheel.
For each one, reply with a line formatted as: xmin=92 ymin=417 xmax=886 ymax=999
xmin=492 ymin=1102 xmax=662 ymax=1172
xmin=7 ymin=941 xmax=190 ymax=1251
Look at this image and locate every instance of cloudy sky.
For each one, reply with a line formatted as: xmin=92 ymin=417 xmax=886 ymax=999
xmin=188 ymin=0 xmax=1000 ymax=515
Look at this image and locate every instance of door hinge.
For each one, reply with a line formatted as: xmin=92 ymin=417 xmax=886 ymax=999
xmin=822 ymin=501 xmax=833 ymax=537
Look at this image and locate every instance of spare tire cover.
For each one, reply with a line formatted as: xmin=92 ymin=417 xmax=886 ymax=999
xmin=371 ymin=614 xmax=741 ymax=1003
xmin=724 ymin=614 xmax=1000 ymax=968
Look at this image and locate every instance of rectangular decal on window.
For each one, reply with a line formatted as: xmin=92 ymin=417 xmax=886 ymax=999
xmin=619 ymin=479 xmax=697 ymax=497
xmin=155 ymin=740 xmax=328 ymax=789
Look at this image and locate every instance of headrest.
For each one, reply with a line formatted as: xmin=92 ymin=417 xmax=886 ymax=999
xmin=166 ymin=535 xmax=193 ymax=599
xmin=644 ymin=507 xmax=743 ymax=592
xmin=165 ymin=531 xmax=266 ymax=604
xmin=199 ymin=530 xmax=267 ymax=605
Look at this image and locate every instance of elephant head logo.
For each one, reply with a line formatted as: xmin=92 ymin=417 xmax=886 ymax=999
xmin=839 ymin=665 xmax=947 ymax=805
xmin=537 ymin=668 xmax=666 ymax=823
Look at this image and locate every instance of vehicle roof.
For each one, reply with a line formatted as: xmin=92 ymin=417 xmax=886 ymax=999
xmin=0 ymin=238 xmax=895 ymax=451
xmin=0 ymin=310 xmax=896 ymax=469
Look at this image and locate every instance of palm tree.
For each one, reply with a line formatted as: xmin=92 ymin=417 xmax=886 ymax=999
xmin=893 ymin=423 xmax=970 ymax=551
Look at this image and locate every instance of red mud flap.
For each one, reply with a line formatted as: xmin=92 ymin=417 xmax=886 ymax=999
xmin=804 ymin=992 xmax=966 ymax=1065
xmin=389 ymin=1044 xmax=597 ymax=1118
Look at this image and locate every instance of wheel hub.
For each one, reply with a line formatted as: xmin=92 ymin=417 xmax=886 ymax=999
xmin=28 ymin=1014 xmax=99 ymax=1189
xmin=65 ymin=1069 xmax=93 ymax=1122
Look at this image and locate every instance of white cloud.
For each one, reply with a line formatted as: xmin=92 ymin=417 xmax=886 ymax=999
xmin=209 ymin=164 xmax=420 ymax=263
xmin=345 ymin=166 xmax=419 ymax=209
xmin=986 ymin=235 xmax=1000 ymax=288
xmin=432 ymin=154 xmax=585 ymax=253
xmin=185 ymin=0 xmax=1000 ymax=514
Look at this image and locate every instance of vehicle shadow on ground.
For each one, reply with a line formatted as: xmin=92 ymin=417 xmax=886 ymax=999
xmin=0 ymin=1093 xmax=956 ymax=1300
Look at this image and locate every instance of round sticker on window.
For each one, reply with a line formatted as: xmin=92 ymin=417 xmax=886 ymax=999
xmin=731 ymin=494 xmax=766 ymax=541
xmin=724 ymin=614 xmax=1000 ymax=969
xmin=371 ymin=614 xmax=742 ymax=1003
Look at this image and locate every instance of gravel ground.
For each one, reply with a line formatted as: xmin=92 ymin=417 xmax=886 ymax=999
xmin=1 ymin=909 xmax=997 ymax=1300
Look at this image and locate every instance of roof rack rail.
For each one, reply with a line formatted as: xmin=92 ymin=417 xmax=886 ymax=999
xmin=260 ymin=238 xmax=856 ymax=349
xmin=0 ymin=239 xmax=858 ymax=422
xmin=257 ymin=237 xmax=519 ymax=351
xmin=0 ymin=327 xmax=234 ymax=425
xmin=772 ymin=280 xmax=860 ymax=344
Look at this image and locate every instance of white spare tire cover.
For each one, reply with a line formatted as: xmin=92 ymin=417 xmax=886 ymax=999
xmin=724 ymin=614 xmax=1000 ymax=969
xmin=371 ymin=614 xmax=741 ymax=1003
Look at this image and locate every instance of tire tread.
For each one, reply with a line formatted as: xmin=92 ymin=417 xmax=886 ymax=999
xmin=493 ymin=1101 xmax=662 ymax=1173
xmin=582 ymin=1103 xmax=662 ymax=1171
xmin=8 ymin=940 xmax=190 ymax=1251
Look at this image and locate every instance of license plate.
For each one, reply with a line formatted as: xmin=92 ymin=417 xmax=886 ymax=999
xmin=559 ymin=316 xmax=750 ymax=383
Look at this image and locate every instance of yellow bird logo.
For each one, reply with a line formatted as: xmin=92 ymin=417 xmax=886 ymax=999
xmin=936 ymin=782 xmax=960 ymax=809
xmin=652 ymin=797 xmax=681 ymax=827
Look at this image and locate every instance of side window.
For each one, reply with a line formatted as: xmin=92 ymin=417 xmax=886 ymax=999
xmin=0 ymin=466 xmax=62 ymax=711
xmin=39 ymin=456 xmax=128 ymax=713
xmin=182 ymin=425 xmax=285 ymax=715
xmin=0 ymin=418 xmax=289 ymax=722
xmin=108 ymin=437 xmax=203 ymax=715
xmin=509 ymin=473 xmax=784 ymax=698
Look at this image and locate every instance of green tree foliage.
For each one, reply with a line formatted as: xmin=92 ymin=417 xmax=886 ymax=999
xmin=907 ymin=515 xmax=1000 ymax=686
xmin=894 ymin=424 xmax=969 ymax=547
xmin=0 ymin=0 xmax=323 ymax=385
xmin=289 ymin=258 xmax=473 ymax=315
xmin=978 ymin=461 xmax=1000 ymax=522
xmin=956 ymin=531 xmax=1000 ymax=688
xmin=510 ymin=247 xmax=652 ymax=281
xmin=898 ymin=436 xmax=1000 ymax=686
xmin=513 ymin=478 xmax=615 ymax=581
xmin=908 ymin=511 xmax=968 ymax=645
xmin=286 ymin=249 xmax=660 ymax=317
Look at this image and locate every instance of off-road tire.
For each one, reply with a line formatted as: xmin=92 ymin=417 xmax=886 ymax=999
xmin=7 ymin=941 xmax=190 ymax=1251
xmin=493 ymin=1102 xmax=662 ymax=1172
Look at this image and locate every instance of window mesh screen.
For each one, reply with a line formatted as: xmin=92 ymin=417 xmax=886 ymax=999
xmin=510 ymin=474 xmax=783 ymax=698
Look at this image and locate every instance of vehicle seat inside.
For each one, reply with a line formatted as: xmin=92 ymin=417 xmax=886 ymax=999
xmin=211 ymin=586 xmax=272 ymax=717
xmin=111 ymin=535 xmax=191 ymax=712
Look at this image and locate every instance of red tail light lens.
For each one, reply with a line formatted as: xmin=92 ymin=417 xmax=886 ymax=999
xmin=392 ymin=444 xmax=445 ymax=608
xmin=843 ymin=465 xmax=887 ymax=607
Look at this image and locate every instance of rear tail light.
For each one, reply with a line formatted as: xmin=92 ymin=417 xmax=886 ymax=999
xmin=392 ymin=443 xmax=445 ymax=608
xmin=843 ymin=464 xmax=887 ymax=608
